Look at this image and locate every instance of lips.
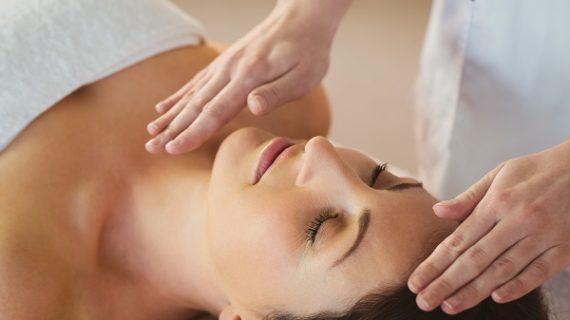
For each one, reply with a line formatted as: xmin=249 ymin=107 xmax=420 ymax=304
xmin=254 ymin=137 xmax=294 ymax=184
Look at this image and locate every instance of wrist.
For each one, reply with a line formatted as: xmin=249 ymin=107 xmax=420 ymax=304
xmin=274 ymin=0 xmax=352 ymax=37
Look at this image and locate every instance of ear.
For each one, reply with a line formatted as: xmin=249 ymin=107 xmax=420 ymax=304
xmin=219 ymin=305 xmax=241 ymax=320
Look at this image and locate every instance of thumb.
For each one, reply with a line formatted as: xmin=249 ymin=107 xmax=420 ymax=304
xmin=434 ymin=162 xmax=506 ymax=221
xmin=247 ymin=69 xmax=307 ymax=116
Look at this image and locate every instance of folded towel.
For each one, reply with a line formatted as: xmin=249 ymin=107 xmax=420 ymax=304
xmin=0 ymin=0 xmax=203 ymax=151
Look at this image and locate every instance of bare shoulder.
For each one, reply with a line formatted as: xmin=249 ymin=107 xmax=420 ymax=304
xmin=1 ymin=41 xmax=330 ymax=172
xmin=80 ymin=41 xmax=331 ymax=146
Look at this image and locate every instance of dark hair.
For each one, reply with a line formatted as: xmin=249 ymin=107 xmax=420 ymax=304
xmin=264 ymin=285 xmax=548 ymax=320
xmin=264 ymin=229 xmax=549 ymax=320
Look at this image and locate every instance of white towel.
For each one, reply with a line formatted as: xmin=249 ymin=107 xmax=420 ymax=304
xmin=0 ymin=0 xmax=204 ymax=152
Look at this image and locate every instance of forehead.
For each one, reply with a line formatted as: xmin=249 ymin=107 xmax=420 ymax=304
xmin=260 ymin=188 xmax=454 ymax=315
xmin=359 ymin=187 xmax=454 ymax=276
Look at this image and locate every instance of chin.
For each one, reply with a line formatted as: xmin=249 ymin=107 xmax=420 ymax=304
xmin=216 ymin=127 xmax=277 ymax=167
xmin=223 ymin=127 xmax=276 ymax=150
xmin=209 ymin=127 xmax=276 ymax=191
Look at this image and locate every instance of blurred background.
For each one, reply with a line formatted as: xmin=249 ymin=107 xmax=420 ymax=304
xmin=173 ymin=0 xmax=432 ymax=175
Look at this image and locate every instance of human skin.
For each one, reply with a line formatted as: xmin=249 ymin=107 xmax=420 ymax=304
xmin=0 ymin=43 xmax=329 ymax=319
xmin=0 ymin=42 xmax=457 ymax=319
xmin=146 ymin=0 xmax=354 ymax=154
xmin=408 ymin=138 xmax=570 ymax=314
xmin=146 ymin=0 xmax=570 ymax=312
xmin=207 ymin=128 xmax=457 ymax=319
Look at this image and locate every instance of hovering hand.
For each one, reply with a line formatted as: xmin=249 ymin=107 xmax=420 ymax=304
xmin=145 ymin=4 xmax=337 ymax=154
xmin=408 ymin=139 xmax=570 ymax=314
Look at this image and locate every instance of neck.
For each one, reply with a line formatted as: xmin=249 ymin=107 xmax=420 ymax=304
xmin=95 ymin=154 xmax=227 ymax=319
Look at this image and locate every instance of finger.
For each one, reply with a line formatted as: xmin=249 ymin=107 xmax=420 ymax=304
xmin=492 ymin=245 xmax=570 ymax=303
xmin=146 ymin=76 xmax=214 ymax=151
xmin=147 ymin=71 xmax=216 ymax=136
xmin=415 ymin=219 xmax=522 ymax=311
xmin=145 ymin=124 xmax=182 ymax=154
xmin=247 ymin=67 xmax=307 ymax=115
xmin=165 ymin=78 xmax=251 ymax=154
xmin=155 ymin=67 xmax=211 ymax=114
xmin=147 ymin=93 xmax=192 ymax=137
xmin=434 ymin=163 xmax=506 ymax=221
xmin=440 ymin=236 xmax=544 ymax=314
xmin=155 ymin=80 xmax=193 ymax=115
xmin=408 ymin=205 xmax=497 ymax=295
xmin=156 ymin=73 xmax=231 ymax=149
xmin=146 ymin=83 xmax=216 ymax=154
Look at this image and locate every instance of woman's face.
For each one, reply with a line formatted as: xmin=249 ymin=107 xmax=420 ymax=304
xmin=207 ymin=128 xmax=456 ymax=318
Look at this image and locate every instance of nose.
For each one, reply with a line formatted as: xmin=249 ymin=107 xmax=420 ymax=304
xmin=296 ymin=136 xmax=357 ymax=189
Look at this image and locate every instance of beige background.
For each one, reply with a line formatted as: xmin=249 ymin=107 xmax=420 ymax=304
xmin=173 ymin=0 xmax=432 ymax=175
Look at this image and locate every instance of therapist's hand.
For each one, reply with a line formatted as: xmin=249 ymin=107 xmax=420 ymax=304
xmin=408 ymin=139 xmax=570 ymax=314
xmin=145 ymin=0 xmax=352 ymax=154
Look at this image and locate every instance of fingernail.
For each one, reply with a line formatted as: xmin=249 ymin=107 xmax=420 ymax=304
xmin=165 ymin=140 xmax=180 ymax=153
xmin=433 ymin=204 xmax=449 ymax=214
xmin=147 ymin=138 xmax=159 ymax=146
xmin=417 ymin=296 xmax=432 ymax=311
xmin=147 ymin=123 xmax=158 ymax=134
xmin=492 ymin=291 xmax=505 ymax=302
xmin=145 ymin=140 xmax=158 ymax=153
xmin=433 ymin=202 xmax=457 ymax=217
xmin=435 ymin=200 xmax=453 ymax=207
xmin=155 ymin=103 xmax=164 ymax=112
xmin=442 ymin=298 xmax=459 ymax=313
xmin=249 ymin=95 xmax=266 ymax=114
xmin=408 ymin=278 xmax=420 ymax=293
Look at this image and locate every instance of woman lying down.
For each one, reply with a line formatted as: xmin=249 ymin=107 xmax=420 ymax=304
xmin=0 ymin=1 xmax=549 ymax=319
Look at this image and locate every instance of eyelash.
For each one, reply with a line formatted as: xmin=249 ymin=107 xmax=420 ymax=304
xmin=305 ymin=162 xmax=387 ymax=244
xmin=306 ymin=209 xmax=339 ymax=244
xmin=370 ymin=162 xmax=388 ymax=187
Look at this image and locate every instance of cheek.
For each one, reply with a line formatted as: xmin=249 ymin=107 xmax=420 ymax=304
xmin=206 ymin=194 xmax=303 ymax=302
xmin=209 ymin=152 xmax=252 ymax=197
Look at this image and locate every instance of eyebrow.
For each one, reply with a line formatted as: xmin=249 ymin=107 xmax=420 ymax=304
xmin=327 ymin=182 xmax=422 ymax=268
xmin=331 ymin=209 xmax=371 ymax=268
xmin=385 ymin=182 xmax=423 ymax=191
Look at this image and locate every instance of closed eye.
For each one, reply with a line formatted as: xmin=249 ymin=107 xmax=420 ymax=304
xmin=369 ymin=162 xmax=387 ymax=187
xmin=369 ymin=163 xmax=423 ymax=191
xmin=385 ymin=182 xmax=423 ymax=191
xmin=306 ymin=208 xmax=339 ymax=244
